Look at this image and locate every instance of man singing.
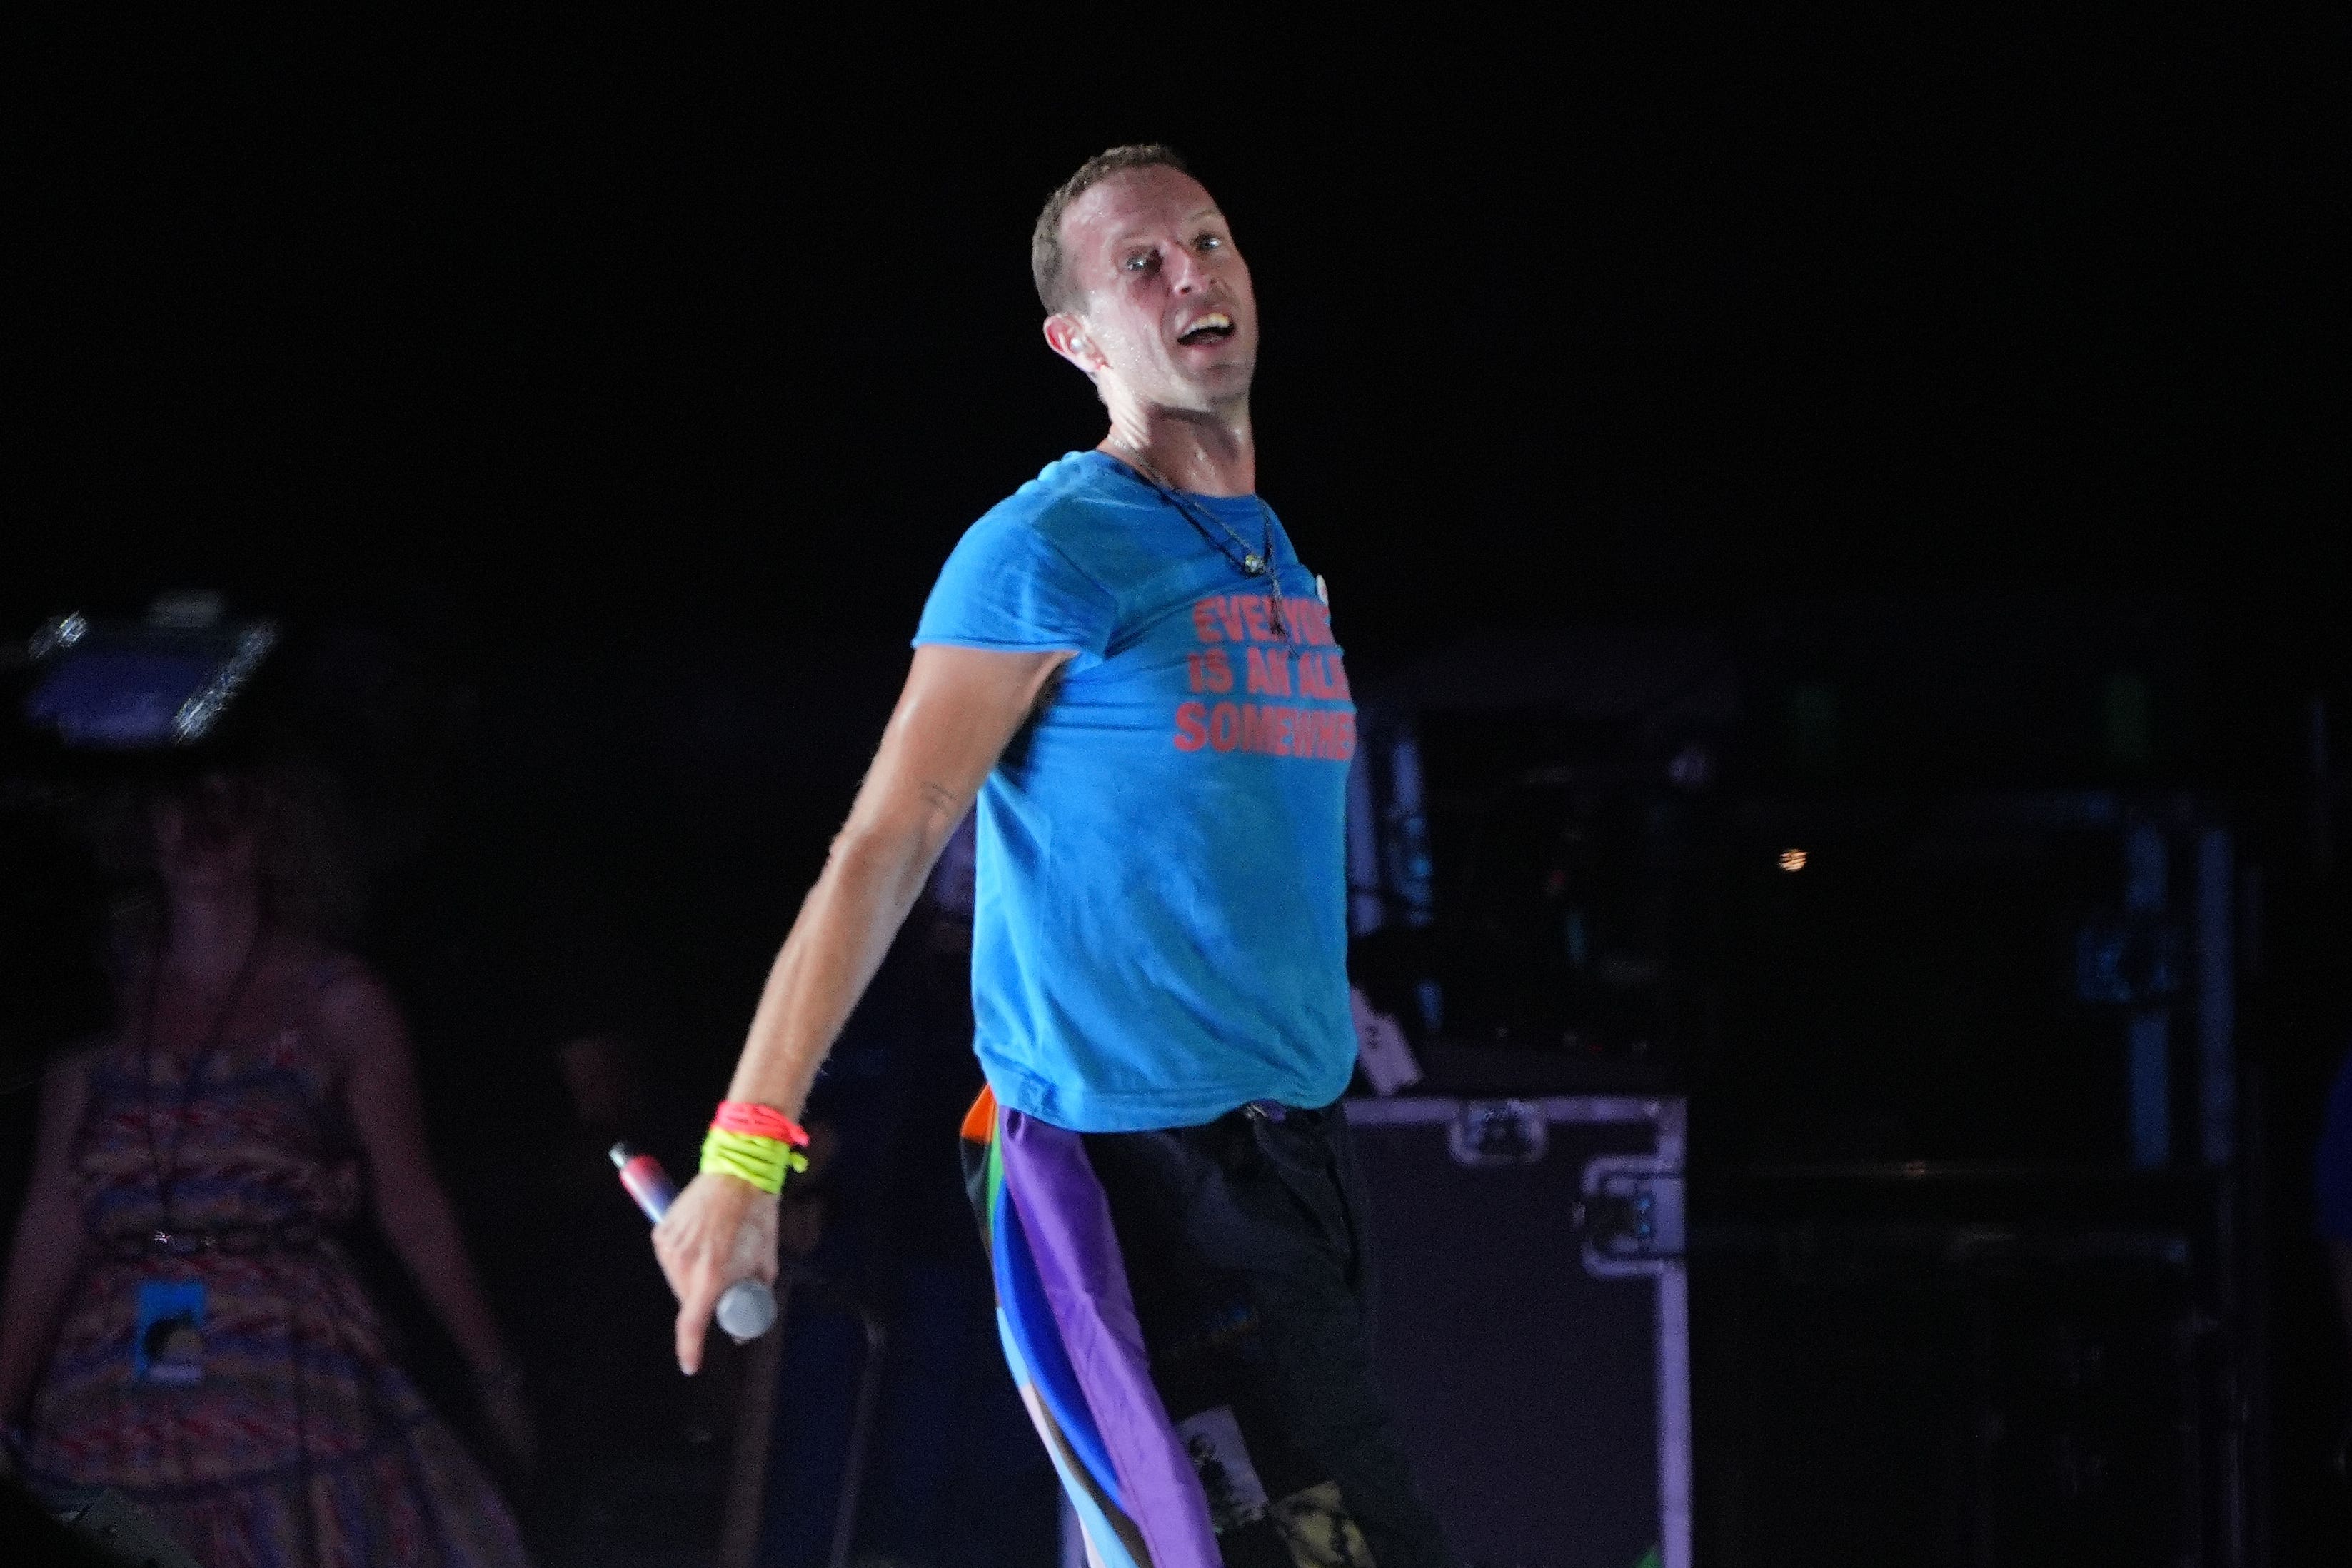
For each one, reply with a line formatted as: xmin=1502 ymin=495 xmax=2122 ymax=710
xmin=655 ymin=144 xmax=1452 ymax=1567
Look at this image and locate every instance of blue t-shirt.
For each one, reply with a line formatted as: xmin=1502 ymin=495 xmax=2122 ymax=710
xmin=913 ymin=451 xmax=1359 ymax=1132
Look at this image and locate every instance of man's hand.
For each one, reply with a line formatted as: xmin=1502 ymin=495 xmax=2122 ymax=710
xmin=652 ymin=1171 xmax=778 ymax=1375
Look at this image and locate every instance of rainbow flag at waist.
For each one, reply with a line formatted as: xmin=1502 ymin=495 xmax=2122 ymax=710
xmin=961 ymin=1086 xmax=1222 ymax=1568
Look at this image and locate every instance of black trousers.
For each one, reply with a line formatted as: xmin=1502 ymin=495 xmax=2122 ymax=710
xmin=1082 ymin=1101 xmax=1456 ymax=1568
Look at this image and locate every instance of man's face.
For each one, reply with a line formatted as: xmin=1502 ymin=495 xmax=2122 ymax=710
xmin=1051 ymin=166 xmax=1257 ymax=412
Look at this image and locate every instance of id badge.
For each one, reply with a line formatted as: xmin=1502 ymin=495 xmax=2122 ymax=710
xmin=133 ymin=1280 xmax=206 ymax=1386
xmin=1175 ymin=1405 xmax=1270 ymax=1533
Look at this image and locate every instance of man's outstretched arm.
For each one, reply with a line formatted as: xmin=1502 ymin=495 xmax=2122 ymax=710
xmin=653 ymin=642 xmax=1071 ymax=1372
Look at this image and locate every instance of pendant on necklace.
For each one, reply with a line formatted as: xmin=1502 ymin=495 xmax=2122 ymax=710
xmin=1243 ymin=553 xmax=1264 ymax=573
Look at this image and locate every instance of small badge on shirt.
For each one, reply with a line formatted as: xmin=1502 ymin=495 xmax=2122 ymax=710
xmin=1177 ymin=1404 xmax=1270 ymax=1533
xmin=134 ymin=1280 xmax=206 ymax=1386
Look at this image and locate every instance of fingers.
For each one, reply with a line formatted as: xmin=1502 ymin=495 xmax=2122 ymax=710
xmin=653 ymin=1172 xmax=778 ymax=1375
xmin=650 ymin=1217 xmax=688 ymax=1299
xmin=675 ymin=1282 xmax=714 ymax=1377
xmin=653 ymin=1201 xmax=717 ymax=1375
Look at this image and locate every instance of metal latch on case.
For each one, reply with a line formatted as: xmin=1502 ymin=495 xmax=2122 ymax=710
xmin=1579 ymin=1157 xmax=1685 ymax=1277
xmin=1446 ymin=1100 xmax=1550 ymax=1167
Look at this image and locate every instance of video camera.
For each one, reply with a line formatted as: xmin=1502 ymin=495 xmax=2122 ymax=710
xmin=16 ymin=590 xmax=278 ymax=758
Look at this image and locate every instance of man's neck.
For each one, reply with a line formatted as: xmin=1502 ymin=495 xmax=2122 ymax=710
xmin=1099 ymin=401 xmax=1255 ymax=497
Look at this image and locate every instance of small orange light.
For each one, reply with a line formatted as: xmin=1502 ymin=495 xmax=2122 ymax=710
xmin=1779 ymin=848 xmax=1808 ymax=872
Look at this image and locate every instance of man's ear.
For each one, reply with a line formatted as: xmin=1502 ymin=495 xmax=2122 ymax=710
xmin=1042 ymin=312 xmax=1105 ymax=376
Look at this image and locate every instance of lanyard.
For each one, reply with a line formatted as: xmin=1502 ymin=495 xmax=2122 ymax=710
xmin=139 ymin=927 xmax=268 ymax=1231
xmin=1111 ymin=451 xmax=1292 ymax=641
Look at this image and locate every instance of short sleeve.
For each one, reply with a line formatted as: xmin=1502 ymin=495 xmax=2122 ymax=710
xmin=913 ymin=508 xmax=1120 ymax=658
xmin=2318 ymin=1045 xmax=2352 ymax=1240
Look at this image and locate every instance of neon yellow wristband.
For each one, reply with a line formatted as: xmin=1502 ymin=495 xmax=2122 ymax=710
xmin=699 ymin=1126 xmax=808 ymax=1195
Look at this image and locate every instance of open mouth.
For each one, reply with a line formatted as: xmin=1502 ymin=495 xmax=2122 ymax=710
xmin=1176 ymin=311 xmax=1235 ymax=347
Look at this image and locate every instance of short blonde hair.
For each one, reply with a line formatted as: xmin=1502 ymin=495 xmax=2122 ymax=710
xmin=1030 ymin=144 xmax=1192 ymax=314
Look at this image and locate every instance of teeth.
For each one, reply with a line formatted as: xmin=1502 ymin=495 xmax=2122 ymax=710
xmin=1182 ymin=313 xmax=1232 ymax=338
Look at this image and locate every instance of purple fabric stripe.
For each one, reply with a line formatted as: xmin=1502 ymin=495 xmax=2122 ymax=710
xmin=998 ymin=1109 xmax=1222 ymax=1568
xmin=994 ymin=1148 xmax=1123 ymax=1507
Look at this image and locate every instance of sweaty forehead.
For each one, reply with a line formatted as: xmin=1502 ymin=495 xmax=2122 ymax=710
xmin=1063 ymin=166 xmax=1221 ymax=256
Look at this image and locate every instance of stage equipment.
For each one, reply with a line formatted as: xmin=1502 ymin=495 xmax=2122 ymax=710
xmin=1713 ymin=790 xmax=2238 ymax=1168
xmin=1347 ymin=1093 xmax=1689 ymax=1568
xmin=1697 ymin=1165 xmax=2251 ymax=1565
xmin=1744 ymin=598 xmax=2205 ymax=793
xmin=1346 ymin=628 xmax=1734 ymax=1096
xmin=1346 ymin=610 xmax=2259 ymax=1558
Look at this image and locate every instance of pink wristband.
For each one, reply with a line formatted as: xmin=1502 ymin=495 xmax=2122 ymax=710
xmin=713 ymin=1100 xmax=810 ymax=1147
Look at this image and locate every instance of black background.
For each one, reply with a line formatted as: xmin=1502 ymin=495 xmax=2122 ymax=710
xmin=11 ymin=19 xmax=2338 ymax=658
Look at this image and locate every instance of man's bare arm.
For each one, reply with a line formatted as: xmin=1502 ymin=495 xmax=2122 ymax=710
xmin=653 ymin=642 xmax=1070 ymax=1372
xmin=726 ymin=643 xmax=1070 ymax=1115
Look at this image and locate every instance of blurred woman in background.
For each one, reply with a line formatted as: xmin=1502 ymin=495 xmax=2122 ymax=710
xmin=0 ymin=768 xmax=533 ymax=1567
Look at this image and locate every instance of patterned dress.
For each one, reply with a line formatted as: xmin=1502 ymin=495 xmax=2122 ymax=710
xmin=19 ymin=951 xmax=531 ymax=1568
